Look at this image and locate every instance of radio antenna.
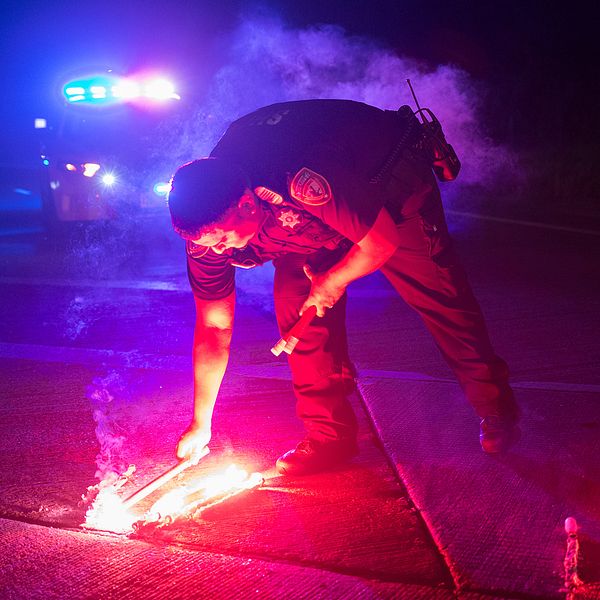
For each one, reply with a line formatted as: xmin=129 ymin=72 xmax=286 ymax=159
xmin=406 ymin=79 xmax=422 ymax=111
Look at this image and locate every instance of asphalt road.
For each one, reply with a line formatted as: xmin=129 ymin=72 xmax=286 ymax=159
xmin=1 ymin=183 xmax=599 ymax=599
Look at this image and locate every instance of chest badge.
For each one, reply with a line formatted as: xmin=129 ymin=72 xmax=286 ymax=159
xmin=290 ymin=167 xmax=332 ymax=206
xmin=278 ymin=208 xmax=302 ymax=229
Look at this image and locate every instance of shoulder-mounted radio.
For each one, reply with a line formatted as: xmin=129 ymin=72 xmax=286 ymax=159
xmin=407 ymin=79 xmax=461 ymax=182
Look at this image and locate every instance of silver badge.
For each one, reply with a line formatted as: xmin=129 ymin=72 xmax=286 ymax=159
xmin=277 ymin=208 xmax=301 ymax=229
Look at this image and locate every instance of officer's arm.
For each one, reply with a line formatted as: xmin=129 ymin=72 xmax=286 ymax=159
xmin=301 ymin=207 xmax=400 ymax=316
xmin=176 ymin=291 xmax=235 ymax=459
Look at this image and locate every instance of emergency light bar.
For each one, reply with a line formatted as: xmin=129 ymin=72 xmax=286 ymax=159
xmin=63 ymin=74 xmax=180 ymax=105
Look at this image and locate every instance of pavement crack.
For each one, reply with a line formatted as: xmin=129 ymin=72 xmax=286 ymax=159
xmin=131 ymin=534 xmax=455 ymax=590
xmin=353 ymin=384 xmax=459 ymax=592
xmin=0 ymin=515 xmax=452 ymax=591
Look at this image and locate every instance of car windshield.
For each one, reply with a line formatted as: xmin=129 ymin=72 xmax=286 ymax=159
xmin=52 ymin=105 xmax=167 ymax=167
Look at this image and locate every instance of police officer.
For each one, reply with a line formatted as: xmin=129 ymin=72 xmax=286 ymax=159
xmin=168 ymin=99 xmax=520 ymax=476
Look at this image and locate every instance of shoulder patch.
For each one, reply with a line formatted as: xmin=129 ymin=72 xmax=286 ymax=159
xmin=186 ymin=240 xmax=210 ymax=259
xmin=289 ymin=167 xmax=332 ymax=206
xmin=254 ymin=186 xmax=284 ymax=205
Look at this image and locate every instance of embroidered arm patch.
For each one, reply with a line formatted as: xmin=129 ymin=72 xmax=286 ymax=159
xmin=289 ymin=167 xmax=332 ymax=206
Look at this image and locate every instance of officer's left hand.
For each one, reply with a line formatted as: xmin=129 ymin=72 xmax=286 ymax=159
xmin=300 ymin=265 xmax=347 ymax=317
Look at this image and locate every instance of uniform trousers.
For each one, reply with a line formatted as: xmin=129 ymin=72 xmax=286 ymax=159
xmin=272 ymin=153 xmax=519 ymax=443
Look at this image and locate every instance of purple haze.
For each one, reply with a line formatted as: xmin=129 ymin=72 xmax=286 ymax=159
xmin=160 ymin=15 xmax=518 ymax=192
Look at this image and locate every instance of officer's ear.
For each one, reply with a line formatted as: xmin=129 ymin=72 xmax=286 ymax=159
xmin=237 ymin=189 xmax=258 ymax=216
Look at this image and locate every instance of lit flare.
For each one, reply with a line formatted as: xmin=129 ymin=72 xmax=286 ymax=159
xmin=82 ymin=486 xmax=137 ymax=533
xmin=140 ymin=464 xmax=264 ymax=529
xmin=82 ymin=456 xmax=262 ymax=534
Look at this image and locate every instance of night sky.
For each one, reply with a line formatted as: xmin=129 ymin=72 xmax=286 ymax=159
xmin=0 ymin=1 xmax=596 ymax=178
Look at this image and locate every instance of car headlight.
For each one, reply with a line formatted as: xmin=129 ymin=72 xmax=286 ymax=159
xmin=153 ymin=181 xmax=172 ymax=196
xmin=101 ymin=173 xmax=116 ymax=186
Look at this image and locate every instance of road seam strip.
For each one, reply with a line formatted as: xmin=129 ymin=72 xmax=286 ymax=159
xmin=352 ymin=382 xmax=459 ymax=592
xmin=1 ymin=343 xmax=598 ymax=394
xmin=446 ymin=209 xmax=600 ymax=236
xmin=0 ymin=515 xmax=453 ymax=590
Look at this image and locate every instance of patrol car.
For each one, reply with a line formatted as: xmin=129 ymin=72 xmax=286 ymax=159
xmin=37 ymin=69 xmax=180 ymax=226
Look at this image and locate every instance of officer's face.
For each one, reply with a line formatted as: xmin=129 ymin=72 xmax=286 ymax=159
xmin=193 ymin=191 xmax=261 ymax=254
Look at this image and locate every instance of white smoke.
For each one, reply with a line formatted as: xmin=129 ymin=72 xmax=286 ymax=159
xmin=159 ymin=15 xmax=517 ymax=191
xmin=86 ymin=371 xmax=131 ymax=481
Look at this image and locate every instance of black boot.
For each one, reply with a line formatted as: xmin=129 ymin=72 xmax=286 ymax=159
xmin=480 ymin=415 xmax=521 ymax=453
xmin=276 ymin=438 xmax=358 ymax=475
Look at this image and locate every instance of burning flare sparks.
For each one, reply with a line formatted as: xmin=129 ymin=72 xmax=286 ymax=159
xmin=146 ymin=464 xmax=263 ymax=523
xmin=82 ymin=463 xmax=263 ymax=534
xmin=81 ymin=464 xmax=137 ymax=533
xmin=83 ymin=486 xmax=138 ymax=533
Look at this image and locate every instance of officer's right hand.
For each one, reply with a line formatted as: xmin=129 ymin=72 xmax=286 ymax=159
xmin=176 ymin=422 xmax=211 ymax=463
xmin=301 ymin=264 xmax=347 ymax=317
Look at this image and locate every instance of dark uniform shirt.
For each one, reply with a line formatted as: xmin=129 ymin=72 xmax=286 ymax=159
xmin=187 ymin=99 xmax=412 ymax=300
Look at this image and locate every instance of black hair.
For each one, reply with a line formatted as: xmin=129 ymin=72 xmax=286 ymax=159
xmin=168 ymin=157 xmax=248 ymax=239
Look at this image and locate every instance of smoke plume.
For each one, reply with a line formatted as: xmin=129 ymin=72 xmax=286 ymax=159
xmin=159 ymin=15 xmax=517 ymax=191
xmin=86 ymin=371 xmax=133 ymax=481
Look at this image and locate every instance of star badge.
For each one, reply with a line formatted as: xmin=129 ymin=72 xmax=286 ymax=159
xmin=278 ymin=208 xmax=301 ymax=229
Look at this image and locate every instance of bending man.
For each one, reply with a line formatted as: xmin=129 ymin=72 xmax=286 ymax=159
xmin=167 ymin=99 xmax=520 ymax=476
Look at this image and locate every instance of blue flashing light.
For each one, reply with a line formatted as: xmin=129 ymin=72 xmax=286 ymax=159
xmin=42 ymin=159 xmax=50 ymax=166
xmin=65 ymin=86 xmax=85 ymax=95
xmin=63 ymin=75 xmax=117 ymax=105
xmin=90 ymin=86 xmax=107 ymax=99
xmin=63 ymin=73 xmax=179 ymax=106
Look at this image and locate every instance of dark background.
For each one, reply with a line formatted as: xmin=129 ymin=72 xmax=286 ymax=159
xmin=0 ymin=0 xmax=597 ymax=207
